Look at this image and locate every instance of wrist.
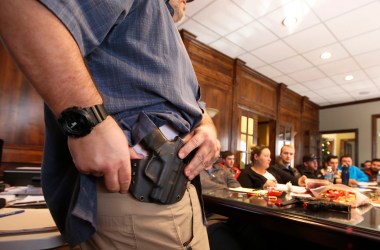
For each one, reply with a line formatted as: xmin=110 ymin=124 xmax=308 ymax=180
xmin=58 ymin=103 xmax=109 ymax=138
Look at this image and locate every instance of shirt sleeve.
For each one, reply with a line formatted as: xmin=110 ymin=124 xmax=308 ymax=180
xmin=224 ymin=170 xmax=241 ymax=188
xmin=39 ymin=0 xmax=134 ymax=55
xmin=354 ymin=167 xmax=369 ymax=182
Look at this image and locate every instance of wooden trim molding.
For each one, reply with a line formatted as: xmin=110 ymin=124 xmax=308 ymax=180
xmin=2 ymin=144 xmax=43 ymax=164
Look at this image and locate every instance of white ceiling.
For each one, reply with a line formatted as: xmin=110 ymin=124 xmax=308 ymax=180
xmin=177 ymin=0 xmax=380 ymax=107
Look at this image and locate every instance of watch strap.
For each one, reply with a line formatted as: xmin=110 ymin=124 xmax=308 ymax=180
xmin=84 ymin=104 xmax=108 ymax=125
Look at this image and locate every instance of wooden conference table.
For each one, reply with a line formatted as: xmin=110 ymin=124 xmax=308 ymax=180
xmin=0 ymin=208 xmax=65 ymax=250
xmin=203 ymin=189 xmax=380 ymax=250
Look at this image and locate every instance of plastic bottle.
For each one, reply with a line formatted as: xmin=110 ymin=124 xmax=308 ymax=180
xmin=324 ymin=166 xmax=334 ymax=183
xmin=341 ymin=164 xmax=350 ymax=186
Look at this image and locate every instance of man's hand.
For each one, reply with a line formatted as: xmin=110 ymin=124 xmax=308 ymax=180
xmin=68 ymin=117 xmax=144 ymax=193
xmin=349 ymin=179 xmax=359 ymax=186
xmin=298 ymin=175 xmax=307 ymax=187
xmin=179 ymin=112 xmax=220 ymax=180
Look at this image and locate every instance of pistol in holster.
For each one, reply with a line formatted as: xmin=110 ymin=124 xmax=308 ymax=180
xmin=130 ymin=127 xmax=193 ymax=204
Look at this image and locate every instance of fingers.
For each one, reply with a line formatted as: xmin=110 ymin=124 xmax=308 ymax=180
xmin=68 ymin=118 xmax=134 ymax=193
xmin=129 ymin=147 xmax=145 ymax=160
xmin=180 ymin=132 xmax=220 ymax=180
xmin=100 ymin=158 xmax=131 ymax=193
xmin=103 ymin=170 xmax=120 ymax=193
xmin=117 ymin=162 xmax=131 ymax=193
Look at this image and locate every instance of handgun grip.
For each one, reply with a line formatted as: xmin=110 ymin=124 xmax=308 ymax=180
xmin=129 ymin=127 xmax=190 ymax=204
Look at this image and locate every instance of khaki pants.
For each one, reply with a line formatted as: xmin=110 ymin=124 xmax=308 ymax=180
xmin=80 ymin=181 xmax=209 ymax=250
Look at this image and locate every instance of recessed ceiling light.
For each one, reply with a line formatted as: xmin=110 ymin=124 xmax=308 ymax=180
xmin=344 ymin=75 xmax=354 ymax=81
xmin=320 ymin=52 xmax=332 ymax=60
xmin=282 ymin=17 xmax=298 ymax=27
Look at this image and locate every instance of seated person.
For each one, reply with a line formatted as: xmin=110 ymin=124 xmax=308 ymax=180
xmin=200 ymin=163 xmax=241 ymax=194
xmin=321 ymin=155 xmax=342 ymax=183
xmin=363 ymin=158 xmax=380 ymax=182
xmin=200 ymin=163 xmax=243 ymax=249
xmin=218 ymin=150 xmax=241 ymax=179
xmin=295 ymin=154 xmax=324 ymax=179
xmin=338 ymin=155 xmax=369 ymax=185
xmin=361 ymin=159 xmax=380 ymax=181
xmin=237 ymin=145 xmax=278 ymax=189
xmin=269 ymin=144 xmax=307 ymax=186
xmin=361 ymin=160 xmax=372 ymax=171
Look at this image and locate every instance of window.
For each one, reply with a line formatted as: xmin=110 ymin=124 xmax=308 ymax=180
xmin=239 ymin=115 xmax=255 ymax=168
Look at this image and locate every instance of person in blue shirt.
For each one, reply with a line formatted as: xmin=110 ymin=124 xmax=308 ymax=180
xmin=338 ymin=155 xmax=369 ymax=185
xmin=0 ymin=0 xmax=220 ymax=249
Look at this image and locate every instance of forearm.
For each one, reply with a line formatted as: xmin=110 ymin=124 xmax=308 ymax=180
xmin=0 ymin=0 xmax=102 ymax=116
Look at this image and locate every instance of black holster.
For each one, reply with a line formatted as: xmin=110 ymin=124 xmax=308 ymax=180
xmin=130 ymin=128 xmax=192 ymax=204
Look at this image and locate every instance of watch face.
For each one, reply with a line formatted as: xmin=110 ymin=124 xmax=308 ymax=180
xmin=58 ymin=107 xmax=95 ymax=137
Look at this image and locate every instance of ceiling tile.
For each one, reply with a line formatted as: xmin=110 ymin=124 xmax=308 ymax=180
xmin=374 ymin=78 xmax=380 ymax=86
xmin=342 ymin=29 xmax=380 ymax=56
xmin=302 ymin=43 xmax=349 ymax=65
xmin=314 ymin=85 xmax=346 ymax=96
xmin=181 ymin=0 xmax=380 ymax=106
xmin=326 ymin=95 xmax=354 ymax=104
xmin=178 ymin=19 xmax=220 ymax=44
xmin=316 ymin=100 xmax=333 ymax=106
xmin=330 ymin=70 xmax=369 ymax=85
xmin=307 ymin=0 xmax=375 ymax=21
xmin=325 ymin=1 xmax=380 ymax=40
xmin=340 ymin=79 xmax=376 ymax=92
xmin=192 ymin=0 xmax=254 ymax=36
xmin=254 ymin=65 xmax=282 ymax=78
xmin=185 ymin=0 xmax=215 ymax=17
xmin=302 ymin=77 xmax=337 ymax=90
xmin=365 ymin=65 xmax=380 ymax=78
xmin=231 ymin=0 xmax=293 ymax=18
xmin=239 ymin=53 xmax=266 ymax=69
xmin=287 ymin=83 xmax=310 ymax=93
xmin=318 ymin=57 xmax=360 ymax=76
xmin=288 ymin=67 xmax=325 ymax=82
xmin=355 ymin=49 xmax=380 ymax=68
xmin=258 ymin=0 xmax=320 ymax=38
xmin=250 ymin=40 xmax=297 ymax=63
xmin=301 ymin=90 xmax=321 ymax=99
xmin=226 ymin=21 xmax=278 ymax=51
xmin=354 ymin=90 xmax=380 ymax=100
xmin=210 ymin=38 xmax=246 ymax=58
xmin=272 ymin=75 xmax=298 ymax=85
xmin=283 ymin=24 xmax=337 ymax=53
xmin=271 ymin=55 xmax=312 ymax=74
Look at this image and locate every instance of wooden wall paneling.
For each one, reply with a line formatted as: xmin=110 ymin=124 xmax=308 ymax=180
xmin=181 ymin=30 xmax=235 ymax=151
xmin=276 ymin=84 xmax=303 ymax=164
xmin=0 ymin=44 xmax=45 ymax=164
xmin=231 ymin=61 xmax=278 ymax=155
xmin=302 ymin=97 xmax=319 ymax=123
xmin=300 ymin=97 xmax=320 ymax=159
xmin=199 ymin=81 xmax=233 ymax=151
xmin=235 ymin=65 xmax=277 ymax=119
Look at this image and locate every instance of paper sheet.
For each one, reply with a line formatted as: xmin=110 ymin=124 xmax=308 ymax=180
xmin=229 ymin=187 xmax=256 ymax=193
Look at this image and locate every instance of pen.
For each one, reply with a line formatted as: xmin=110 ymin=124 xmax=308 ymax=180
xmin=0 ymin=209 xmax=25 ymax=218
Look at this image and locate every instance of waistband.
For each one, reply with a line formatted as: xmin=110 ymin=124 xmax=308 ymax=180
xmin=133 ymin=123 xmax=179 ymax=157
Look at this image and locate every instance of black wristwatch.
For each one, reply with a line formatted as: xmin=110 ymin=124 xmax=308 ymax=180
xmin=58 ymin=104 xmax=108 ymax=138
